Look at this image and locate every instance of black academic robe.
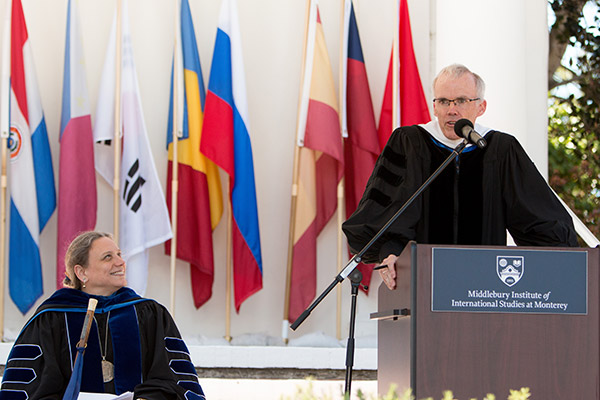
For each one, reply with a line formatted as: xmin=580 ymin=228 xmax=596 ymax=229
xmin=0 ymin=288 xmax=206 ymax=400
xmin=342 ymin=125 xmax=578 ymax=264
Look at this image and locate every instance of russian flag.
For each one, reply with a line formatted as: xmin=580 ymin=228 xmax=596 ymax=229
xmin=57 ymin=0 xmax=97 ymax=289
xmin=201 ymin=0 xmax=262 ymax=311
xmin=8 ymin=0 xmax=56 ymax=313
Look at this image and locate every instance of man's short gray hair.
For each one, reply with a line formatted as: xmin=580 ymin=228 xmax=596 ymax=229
xmin=433 ymin=64 xmax=486 ymax=99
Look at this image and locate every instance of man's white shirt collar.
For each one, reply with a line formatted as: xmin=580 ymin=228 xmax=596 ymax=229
xmin=419 ymin=120 xmax=492 ymax=149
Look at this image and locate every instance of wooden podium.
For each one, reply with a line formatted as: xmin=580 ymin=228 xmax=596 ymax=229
xmin=372 ymin=242 xmax=599 ymax=399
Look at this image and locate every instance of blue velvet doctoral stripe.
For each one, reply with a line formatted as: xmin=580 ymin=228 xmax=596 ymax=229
xmin=109 ymin=305 xmax=142 ymax=394
xmin=178 ymin=380 xmax=203 ymax=394
xmin=169 ymin=359 xmax=196 ymax=376
xmin=66 ymin=313 xmax=103 ymax=393
xmin=2 ymin=368 xmax=36 ymax=384
xmin=165 ymin=337 xmax=189 ymax=354
xmin=0 ymin=389 xmax=28 ymax=400
xmin=185 ymin=391 xmax=205 ymax=400
xmin=8 ymin=344 xmax=41 ymax=361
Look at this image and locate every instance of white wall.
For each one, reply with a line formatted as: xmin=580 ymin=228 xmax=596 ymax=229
xmin=435 ymin=0 xmax=549 ymax=171
xmin=0 ymin=0 xmax=548 ymax=343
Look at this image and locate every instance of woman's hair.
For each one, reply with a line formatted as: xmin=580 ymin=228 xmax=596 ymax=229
xmin=63 ymin=231 xmax=113 ymax=290
xmin=433 ymin=63 xmax=486 ymax=99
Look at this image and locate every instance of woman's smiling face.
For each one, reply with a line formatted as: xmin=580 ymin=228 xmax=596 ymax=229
xmin=77 ymin=236 xmax=127 ymax=296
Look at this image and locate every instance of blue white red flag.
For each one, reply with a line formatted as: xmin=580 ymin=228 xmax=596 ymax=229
xmin=7 ymin=0 xmax=56 ymax=313
xmin=201 ymin=0 xmax=263 ymax=311
xmin=57 ymin=0 xmax=97 ymax=289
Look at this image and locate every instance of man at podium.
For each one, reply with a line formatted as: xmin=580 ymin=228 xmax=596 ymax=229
xmin=342 ymin=64 xmax=578 ymax=290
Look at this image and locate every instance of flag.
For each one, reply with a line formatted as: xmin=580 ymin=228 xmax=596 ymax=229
xmin=201 ymin=0 xmax=262 ymax=312
xmin=341 ymin=0 xmax=379 ymax=292
xmin=377 ymin=0 xmax=430 ymax=149
xmin=93 ymin=0 xmax=172 ymax=295
xmin=7 ymin=0 xmax=56 ymax=313
xmin=288 ymin=1 xmax=343 ymax=323
xmin=61 ymin=346 xmax=85 ymax=400
xmin=57 ymin=0 xmax=97 ymax=289
xmin=165 ymin=0 xmax=223 ymax=308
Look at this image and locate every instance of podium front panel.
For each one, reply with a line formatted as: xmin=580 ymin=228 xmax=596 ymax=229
xmin=377 ymin=244 xmax=600 ymax=399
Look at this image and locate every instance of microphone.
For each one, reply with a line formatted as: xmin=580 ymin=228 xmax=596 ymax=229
xmin=454 ymin=118 xmax=487 ymax=149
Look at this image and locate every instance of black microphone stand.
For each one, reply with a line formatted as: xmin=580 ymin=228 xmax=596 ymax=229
xmin=290 ymin=139 xmax=469 ymax=398
xmin=344 ymin=268 xmax=363 ymax=396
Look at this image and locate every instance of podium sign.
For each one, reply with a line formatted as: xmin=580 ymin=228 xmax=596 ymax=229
xmin=431 ymin=248 xmax=587 ymax=314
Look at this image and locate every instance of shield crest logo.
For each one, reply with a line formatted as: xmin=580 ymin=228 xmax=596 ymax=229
xmin=497 ymin=256 xmax=524 ymax=287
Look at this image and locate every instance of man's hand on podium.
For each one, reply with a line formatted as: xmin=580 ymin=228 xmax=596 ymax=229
xmin=378 ymin=254 xmax=398 ymax=290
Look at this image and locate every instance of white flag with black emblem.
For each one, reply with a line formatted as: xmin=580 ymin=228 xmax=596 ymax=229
xmin=93 ymin=0 xmax=172 ymax=295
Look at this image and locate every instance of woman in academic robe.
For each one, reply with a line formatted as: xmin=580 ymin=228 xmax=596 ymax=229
xmin=0 ymin=231 xmax=206 ymax=400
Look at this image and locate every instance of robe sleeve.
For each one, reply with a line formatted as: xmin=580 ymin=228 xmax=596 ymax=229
xmin=133 ymin=302 xmax=206 ymax=400
xmin=500 ymin=135 xmax=578 ymax=247
xmin=342 ymin=126 xmax=429 ymax=263
xmin=0 ymin=312 xmax=72 ymax=400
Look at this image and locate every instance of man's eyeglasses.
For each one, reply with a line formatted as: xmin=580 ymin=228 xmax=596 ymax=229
xmin=433 ymin=97 xmax=480 ymax=108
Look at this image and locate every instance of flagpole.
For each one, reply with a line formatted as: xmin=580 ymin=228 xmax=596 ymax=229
xmin=0 ymin=0 xmax=10 ymax=341
xmin=336 ymin=181 xmax=344 ymax=341
xmin=225 ymin=196 xmax=232 ymax=342
xmin=113 ymin=0 xmax=123 ymax=243
xmin=282 ymin=0 xmax=312 ymax=345
xmin=392 ymin=0 xmax=399 ymax=129
xmin=336 ymin=0 xmax=348 ymax=342
xmin=0 ymin=136 xmax=6 ymax=341
xmin=169 ymin=0 xmax=181 ymax=315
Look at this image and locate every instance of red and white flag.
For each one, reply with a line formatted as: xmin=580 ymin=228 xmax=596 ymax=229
xmin=57 ymin=0 xmax=97 ymax=289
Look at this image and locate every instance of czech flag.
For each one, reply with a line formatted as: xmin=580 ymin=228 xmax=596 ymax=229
xmin=341 ymin=0 xmax=379 ymax=292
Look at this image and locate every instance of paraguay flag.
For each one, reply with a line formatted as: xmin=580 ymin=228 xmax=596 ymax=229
xmin=8 ymin=0 xmax=56 ymax=313
xmin=201 ymin=0 xmax=262 ymax=311
xmin=57 ymin=0 xmax=97 ymax=289
xmin=165 ymin=0 xmax=223 ymax=308
xmin=341 ymin=0 xmax=379 ymax=292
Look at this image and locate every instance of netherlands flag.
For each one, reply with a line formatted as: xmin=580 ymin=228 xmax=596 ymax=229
xmin=201 ymin=0 xmax=262 ymax=311
xmin=7 ymin=0 xmax=56 ymax=313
